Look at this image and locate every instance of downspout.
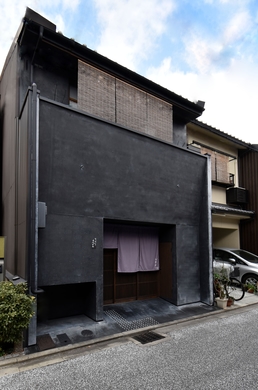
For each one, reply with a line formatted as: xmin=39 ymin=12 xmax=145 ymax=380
xmin=27 ymin=83 xmax=41 ymax=347
xmin=206 ymin=153 xmax=213 ymax=305
xmin=30 ymin=83 xmax=41 ymax=294
xmin=200 ymin=153 xmax=213 ymax=305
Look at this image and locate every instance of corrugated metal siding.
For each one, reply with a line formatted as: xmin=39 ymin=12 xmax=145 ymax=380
xmin=239 ymin=150 xmax=258 ymax=254
xmin=78 ymin=60 xmax=173 ymax=143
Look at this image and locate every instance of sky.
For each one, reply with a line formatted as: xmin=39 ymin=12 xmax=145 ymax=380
xmin=1 ymin=0 xmax=258 ymax=144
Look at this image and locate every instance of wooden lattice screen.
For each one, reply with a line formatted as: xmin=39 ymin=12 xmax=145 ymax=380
xmin=78 ymin=61 xmax=116 ymax=122
xmin=78 ymin=60 xmax=173 ymax=143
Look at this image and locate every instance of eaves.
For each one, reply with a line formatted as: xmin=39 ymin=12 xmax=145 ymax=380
xmin=212 ymin=203 xmax=254 ymax=218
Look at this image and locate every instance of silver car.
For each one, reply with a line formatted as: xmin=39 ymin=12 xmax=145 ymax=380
xmin=213 ymin=248 xmax=258 ymax=286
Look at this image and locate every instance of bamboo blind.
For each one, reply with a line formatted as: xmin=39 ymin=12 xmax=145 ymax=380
xmin=201 ymin=147 xmax=229 ymax=183
xmin=216 ymin=153 xmax=229 ymax=183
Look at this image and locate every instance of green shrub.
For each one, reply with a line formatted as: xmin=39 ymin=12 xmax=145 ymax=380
xmin=0 ymin=281 xmax=35 ymax=352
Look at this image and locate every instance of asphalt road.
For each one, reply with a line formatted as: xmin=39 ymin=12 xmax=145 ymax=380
xmin=1 ymin=306 xmax=258 ymax=389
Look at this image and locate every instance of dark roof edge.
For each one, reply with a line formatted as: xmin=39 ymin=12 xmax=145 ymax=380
xmin=19 ymin=8 xmax=204 ymax=121
xmin=25 ymin=7 xmax=56 ymax=31
xmin=191 ymin=119 xmax=258 ymax=151
xmin=212 ymin=204 xmax=254 ymax=217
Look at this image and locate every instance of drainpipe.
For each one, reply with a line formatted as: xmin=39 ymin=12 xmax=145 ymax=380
xmin=26 ymin=83 xmax=41 ymax=347
xmin=30 ymin=83 xmax=42 ymax=294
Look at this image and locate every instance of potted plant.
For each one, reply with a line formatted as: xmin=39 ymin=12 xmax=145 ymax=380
xmin=227 ymin=296 xmax=235 ymax=307
xmin=215 ymin=288 xmax=228 ymax=309
xmin=213 ymin=270 xmax=229 ymax=309
xmin=246 ymin=283 xmax=257 ymax=294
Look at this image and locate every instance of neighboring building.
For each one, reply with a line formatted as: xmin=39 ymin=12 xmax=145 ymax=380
xmin=187 ymin=120 xmax=255 ymax=250
xmin=0 ymin=9 xmax=212 ymax=346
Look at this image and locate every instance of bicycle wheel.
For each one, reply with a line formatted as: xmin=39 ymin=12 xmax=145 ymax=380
xmin=226 ymin=278 xmax=245 ymax=301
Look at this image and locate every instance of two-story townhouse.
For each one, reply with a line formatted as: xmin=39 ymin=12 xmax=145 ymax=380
xmin=187 ymin=120 xmax=254 ymax=250
xmin=0 ymin=8 xmax=212 ymax=347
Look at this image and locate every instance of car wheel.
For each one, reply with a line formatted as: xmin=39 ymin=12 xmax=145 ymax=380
xmin=242 ymin=274 xmax=258 ymax=286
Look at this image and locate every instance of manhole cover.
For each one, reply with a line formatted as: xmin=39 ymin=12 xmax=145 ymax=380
xmin=133 ymin=331 xmax=165 ymax=344
xmin=81 ymin=330 xmax=93 ymax=337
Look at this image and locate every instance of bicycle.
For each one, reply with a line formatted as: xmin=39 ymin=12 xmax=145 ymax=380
xmin=224 ymin=277 xmax=245 ymax=301
xmin=213 ymin=264 xmax=245 ymax=302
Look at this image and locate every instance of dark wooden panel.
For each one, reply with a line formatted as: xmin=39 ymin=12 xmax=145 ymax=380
xmin=159 ymin=242 xmax=172 ymax=300
xmin=138 ymin=271 xmax=159 ymax=299
xmin=103 ymin=249 xmax=115 ymax=304
xmin=104 ymin=249 xmax=160 ymax=303
xmin=115 ymin=271 xmax=137 ymax=302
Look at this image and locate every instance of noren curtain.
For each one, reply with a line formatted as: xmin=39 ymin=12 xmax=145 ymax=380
xmin=104 ymin=225 xmax=159 ymax=273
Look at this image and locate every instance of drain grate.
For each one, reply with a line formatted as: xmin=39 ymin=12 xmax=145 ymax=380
xmin=133 ymin=331 xmax=165 ymax=344
xmin=56 ymin=333 xmax=72 ymax=346
xmin=105 ymin=310 xmax=159 ymax=331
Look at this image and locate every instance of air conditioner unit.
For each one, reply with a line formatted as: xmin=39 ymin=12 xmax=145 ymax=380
xmin=226 ymin=187 xmax=248 ymax=204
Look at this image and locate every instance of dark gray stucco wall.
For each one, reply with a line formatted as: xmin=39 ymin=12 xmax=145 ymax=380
xmin=18 ymin=59 xmax=72 ymax=110
xmin=33 ymin=66 xmax=70 ymax=105
xmin=38 ymin=101 xmax=206 ymax=225
xmin=176 ymin=224 xmax=200 ymax=304
xmin=37 ymin=99 xmax=210 ymax=306
xmin=172 ymin=119 xmax=187 ymax=148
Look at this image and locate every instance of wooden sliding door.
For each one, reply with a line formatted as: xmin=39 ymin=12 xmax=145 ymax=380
xmin=103 ymin=249 xmax=159 ymax=304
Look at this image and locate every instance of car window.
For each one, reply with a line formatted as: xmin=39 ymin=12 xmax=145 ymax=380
xmin=235 ymin=258 xmax=245 ymax=265
xmin=231 ymin=249 xmax=258 ymax=264
xmin=213 ymin=249 xmax=238 ymax=264
xmin=213 ymin=249 xmax=250 ymax=266
xmin=213 ymin=250 xmax=228 ymax=261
